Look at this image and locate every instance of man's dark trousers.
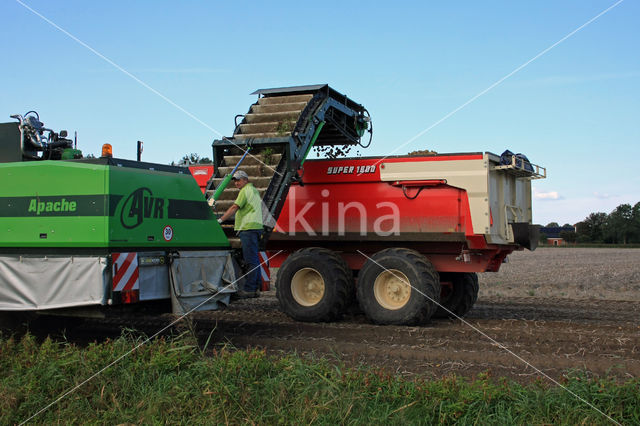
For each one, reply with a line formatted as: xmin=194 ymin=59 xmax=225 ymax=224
xmin=238 ymin=229 xmax=262 ymax=292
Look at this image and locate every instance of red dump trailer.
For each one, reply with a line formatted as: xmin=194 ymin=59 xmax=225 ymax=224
xmin=269 ymin=153 xmax=541 ymax=270
xmin=192 ymin=151 xmax=544 ymax=326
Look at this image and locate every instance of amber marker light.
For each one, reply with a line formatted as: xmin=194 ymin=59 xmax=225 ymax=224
xmin=101 ymin=143 xmax=113 ymax=158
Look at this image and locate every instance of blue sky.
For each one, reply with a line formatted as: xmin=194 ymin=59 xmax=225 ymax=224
xmin=1 ymin=1 xmax=638 ymax=225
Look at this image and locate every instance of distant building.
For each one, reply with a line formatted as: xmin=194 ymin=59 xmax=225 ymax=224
xmin=539 ymin=225 xmax=576 ymax=246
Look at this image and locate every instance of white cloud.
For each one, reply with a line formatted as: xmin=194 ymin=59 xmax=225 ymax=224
xmin=533 ymin=188 xmax=562 ymax=200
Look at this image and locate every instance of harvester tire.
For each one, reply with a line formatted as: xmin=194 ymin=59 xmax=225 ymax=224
xmin=434 ymin=272 xmax=478 ymax=318
xmin=357 ymin=248 xmax=440 ymax=325
xmin=276 ymin=248 xmax=351 ymax=322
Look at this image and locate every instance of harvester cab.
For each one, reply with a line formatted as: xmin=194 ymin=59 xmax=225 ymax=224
xmin=209 ymin=84 xmax=372 ymax=248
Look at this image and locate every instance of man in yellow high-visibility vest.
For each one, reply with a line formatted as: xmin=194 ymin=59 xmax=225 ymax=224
xmin=218 ymin=170 xmax=263 ymax=298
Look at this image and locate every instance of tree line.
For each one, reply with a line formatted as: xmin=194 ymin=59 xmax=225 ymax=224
xmin=171 ymin=153 xmax=212 ymax=166
xmin=546 ymin=202 xmax=640 ymax=244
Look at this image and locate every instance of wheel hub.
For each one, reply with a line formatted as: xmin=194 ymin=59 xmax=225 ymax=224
xmin=291 ymin=267 xmax=325 ymax=307
xmin=373 ymin=269 xmax=411 ymax=310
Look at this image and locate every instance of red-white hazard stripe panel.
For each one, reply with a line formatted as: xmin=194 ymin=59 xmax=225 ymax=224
xmin=112 ymin=252 xmax=140 ymax=292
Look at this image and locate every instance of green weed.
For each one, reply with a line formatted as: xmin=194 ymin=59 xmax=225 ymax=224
xmin=261 ymin=147 xmax=275 ymax=165
xmin=276 ymin=120 xmax=295 ymax=136
xmin=1 ymin=332 xmax=638 ymax=425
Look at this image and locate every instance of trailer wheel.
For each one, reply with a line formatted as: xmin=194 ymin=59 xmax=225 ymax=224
xmin=455 ymin=272 xmax=479 ymax=317
xmin=469 ymin=272 xmax=479 ymax=304
xmin=276 ymin=248 xmax=351 ymax=322
xmin=434 ymin=272 xmax=478 ymax=318
xmin=337 ymin=255 xmax=357 ymax=309
xmin=433 ymin=273 xmax=463 ymax=318
xmin=357 ymin=248 xmax=440 ymax=325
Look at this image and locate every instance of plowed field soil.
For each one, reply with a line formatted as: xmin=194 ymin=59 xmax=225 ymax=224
xmin=15 ymin=248 xmax=640 ymax=383
xmin=189 ymin=248 xmax=640 ymax=382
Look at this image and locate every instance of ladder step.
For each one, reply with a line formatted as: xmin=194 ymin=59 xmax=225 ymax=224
xmin=214 ymin=199 xmax=237 ymax=211
xmin=210 ymin=187 xmax=267 ymax=201
xmin=237 ymin=122 xmax=283 ymax=134
xmin=244 ymin=112 xmax=301 ymax=124
xmin=223 ymin=154 xmax=282 ymax=167
xmin=249 ymin=102 xmax=308 ymax=114
xmin=233 ymin=132 xmax=283 ymax=139
xmin=215 ymin=165 xmax=275 ymax=178
xmin=257 ymin=94 xmax=313 ymax=105
xmin=208 ymin=176 xmax=274 ymax=189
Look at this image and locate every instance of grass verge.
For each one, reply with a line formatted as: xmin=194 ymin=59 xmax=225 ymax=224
xmin=1 ymin=332 xmax=638 ymax=425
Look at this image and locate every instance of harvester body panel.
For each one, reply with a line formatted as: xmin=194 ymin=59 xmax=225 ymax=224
xmin=0 ymin=160 xmax=229 ymax=250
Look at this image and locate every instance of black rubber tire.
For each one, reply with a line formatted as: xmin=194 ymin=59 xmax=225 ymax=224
xmin=324 ymin=252 xmax=358 ymax=314
xmin=457 ymin=272 xmax=479 ymax=316
xmin=469 ymin=272 xmax=480 ymax=305
xmin=433 ymin=272 xmax=463 ymax=318
xmin=356 ymin=248 xmax=440 ymax=325
xmin=337 ymin=255 xmax=357 ymax=309
xmin=433 ymin=272 xmax=478 ymax=318
xmin=276 ymin=248 xmax=351 ymax=322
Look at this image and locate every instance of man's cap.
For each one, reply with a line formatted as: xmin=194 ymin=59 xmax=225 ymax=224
xmin=232 ymin=170 xmax=249 ymax=180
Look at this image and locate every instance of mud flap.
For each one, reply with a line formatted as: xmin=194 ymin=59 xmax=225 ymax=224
xmin=169 ymin=251 xmax=238 ymax=314
xmin=510 ymin=223 xmax=540 ymax=251
xmin=0 ymin=255 xmax=108 ymax=311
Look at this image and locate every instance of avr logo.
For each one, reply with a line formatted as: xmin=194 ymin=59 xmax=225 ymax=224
xmin=120 ymin=187 xmax=165 ymax=229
